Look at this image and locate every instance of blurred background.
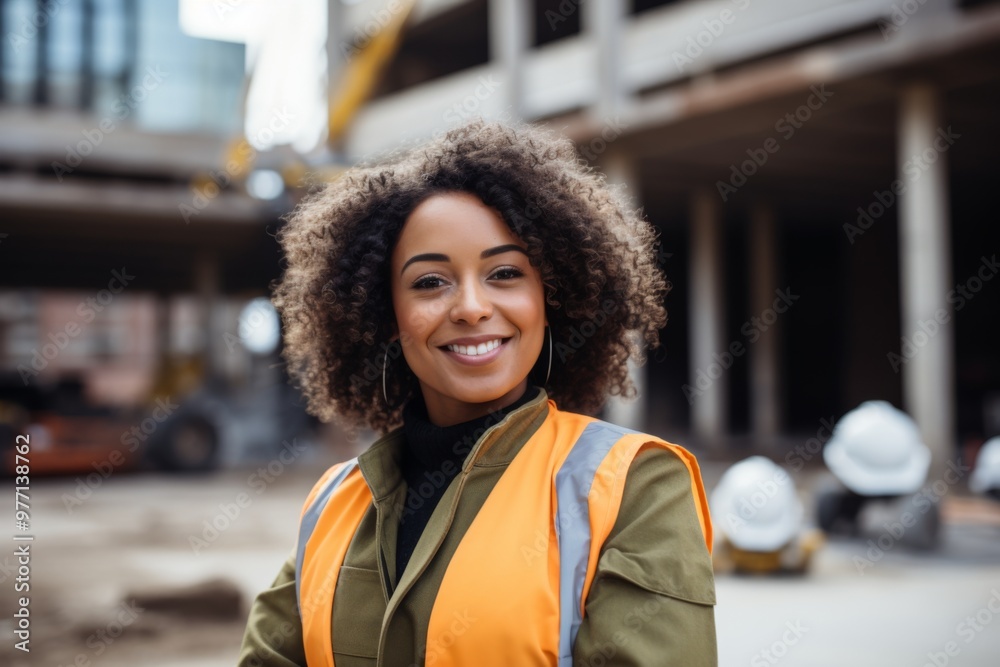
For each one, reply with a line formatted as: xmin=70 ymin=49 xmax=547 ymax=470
xmin=0 ymin=0 xmax=998 ymax=665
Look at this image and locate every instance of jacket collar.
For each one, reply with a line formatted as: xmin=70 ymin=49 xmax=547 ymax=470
xmin=358 ymin=387 xmax=552 ymax=501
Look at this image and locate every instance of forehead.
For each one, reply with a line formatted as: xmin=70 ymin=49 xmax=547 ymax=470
xmin=393 ymin=192 xmax=523 ymax=257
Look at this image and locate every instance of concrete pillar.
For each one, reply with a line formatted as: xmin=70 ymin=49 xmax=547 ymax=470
xmin=689 ymin=188 xmax=727 ymax=450
xmin=584 ymin=0 xmax=626 ymax=121
xmin=489 ymin=0 xmax=529 ymax=119
xmin=749 ymin=201 xmax=782 ymax=445
xmin=898 ymin=83 xmax=955 ymax=482
xmin=601 ymin=148 xmax=646 ymax=431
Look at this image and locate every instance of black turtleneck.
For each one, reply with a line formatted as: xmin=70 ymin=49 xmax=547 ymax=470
xmin=396 ymin=384 xmax=540 ymax=583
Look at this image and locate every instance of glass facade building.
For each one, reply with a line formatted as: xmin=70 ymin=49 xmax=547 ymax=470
xmin=0 ymin=0 xmax=244 ymax=133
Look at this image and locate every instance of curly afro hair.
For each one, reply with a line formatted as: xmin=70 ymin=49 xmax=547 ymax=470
xmin=272 ymin=119 xmax=669 ymax=434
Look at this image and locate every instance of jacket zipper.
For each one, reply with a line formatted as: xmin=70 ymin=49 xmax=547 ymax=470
xmin=374 ymin=415 xmax=512 ymax=666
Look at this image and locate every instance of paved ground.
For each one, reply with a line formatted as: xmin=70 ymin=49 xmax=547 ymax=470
xmin=2 ymin=455 xmax=999 ymax=667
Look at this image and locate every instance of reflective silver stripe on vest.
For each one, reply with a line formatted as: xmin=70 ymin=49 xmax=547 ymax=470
xmin=295 ymin=458 xmax=359 ymax=615
xmin=555 ymin=421 xmax=637 ymax=666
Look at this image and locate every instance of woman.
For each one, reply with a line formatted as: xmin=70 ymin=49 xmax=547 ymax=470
xmin=239 ymin=119 xmax=717 ymax=666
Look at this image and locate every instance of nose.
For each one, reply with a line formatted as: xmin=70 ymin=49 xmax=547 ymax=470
xmin=450 ymin=277 xmax=492 ymax=324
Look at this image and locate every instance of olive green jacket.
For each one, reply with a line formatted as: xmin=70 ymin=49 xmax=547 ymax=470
xmin=238 ymin=389 xmax=717 ymax=666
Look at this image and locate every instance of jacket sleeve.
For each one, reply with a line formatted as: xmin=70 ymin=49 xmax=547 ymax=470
xmin=238 ymin=550 xmax=308 ymax=667
xmin=572 ymin=445 xmax=718 ymax=666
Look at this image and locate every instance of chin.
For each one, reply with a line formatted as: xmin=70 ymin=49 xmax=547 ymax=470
xmin=448 ymin=378 xmax=523 ymax=404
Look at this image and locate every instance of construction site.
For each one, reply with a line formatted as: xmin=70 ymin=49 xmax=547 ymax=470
xmin=1 ymin=0 xmax=999 ymax=665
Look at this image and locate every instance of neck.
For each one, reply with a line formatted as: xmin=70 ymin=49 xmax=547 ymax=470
xmin=419 ymin=379 xmax=530 ymax=427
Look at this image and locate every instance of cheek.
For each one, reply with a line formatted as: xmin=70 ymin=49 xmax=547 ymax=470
xmin=509 ymin=289 xmax=546 ymax=333
xmin=395 ymin=300 xmax=437 ymax=346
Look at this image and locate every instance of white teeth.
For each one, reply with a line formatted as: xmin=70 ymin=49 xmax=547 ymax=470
xmin=447 ymin=339 xmax=503 ymax=356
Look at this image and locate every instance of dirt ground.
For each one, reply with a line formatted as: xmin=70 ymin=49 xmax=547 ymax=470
xmin=3 ymin=454 xmax=1000 ymax=666
xmin=0 ymin=448 xmax=341 ymax=667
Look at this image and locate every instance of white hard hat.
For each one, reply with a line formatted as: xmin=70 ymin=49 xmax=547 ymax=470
xmin=970 ymin=437 xmax=1000 ymax=495
xmin=710 ymin=456 xmax=803 ymax=551
xmin=823 ymin=401 xmax=931 ymax=495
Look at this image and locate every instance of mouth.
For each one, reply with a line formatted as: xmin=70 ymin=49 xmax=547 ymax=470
xmin=442 ymin=338 xmax=506 ymax=355
xmin=438 ymin=337 xmax=512 ymax=365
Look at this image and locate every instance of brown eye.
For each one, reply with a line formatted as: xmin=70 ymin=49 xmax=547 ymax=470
xmin=413 ymin=275 xmax=446 ymax=290
xmin=491 ymin=266 xmax=524 ymax=281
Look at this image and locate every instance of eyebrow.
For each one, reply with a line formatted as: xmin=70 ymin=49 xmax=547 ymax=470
xmin=400 ymin=244 xmax=528 ymax=275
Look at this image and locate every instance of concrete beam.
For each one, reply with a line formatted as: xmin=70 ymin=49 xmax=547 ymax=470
xmin=0 ymin=174 xmax=267 ymax=225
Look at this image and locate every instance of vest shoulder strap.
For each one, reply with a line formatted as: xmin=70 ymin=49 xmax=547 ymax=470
xmin=295 ymin=458 xmax=371 ymax=667
xmin=427 ymin=408 xmax=712 ymax=667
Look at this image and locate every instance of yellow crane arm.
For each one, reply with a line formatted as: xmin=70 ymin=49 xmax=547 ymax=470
xmin=328 ymin=0 xmax=417 ymax=144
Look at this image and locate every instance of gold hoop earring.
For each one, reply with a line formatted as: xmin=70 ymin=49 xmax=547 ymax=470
xmin=545 ymin=326 xmax=553 ymax=386
xmin=382 ymin=349 xmax=390 ymax=405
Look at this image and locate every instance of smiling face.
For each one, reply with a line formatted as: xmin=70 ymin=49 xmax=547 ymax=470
xmin=389 ymin=191 xmax=547 ymax=426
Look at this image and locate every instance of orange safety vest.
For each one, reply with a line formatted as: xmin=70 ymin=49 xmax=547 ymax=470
xmin=295 ymin=399 xmax=712 ymax=667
